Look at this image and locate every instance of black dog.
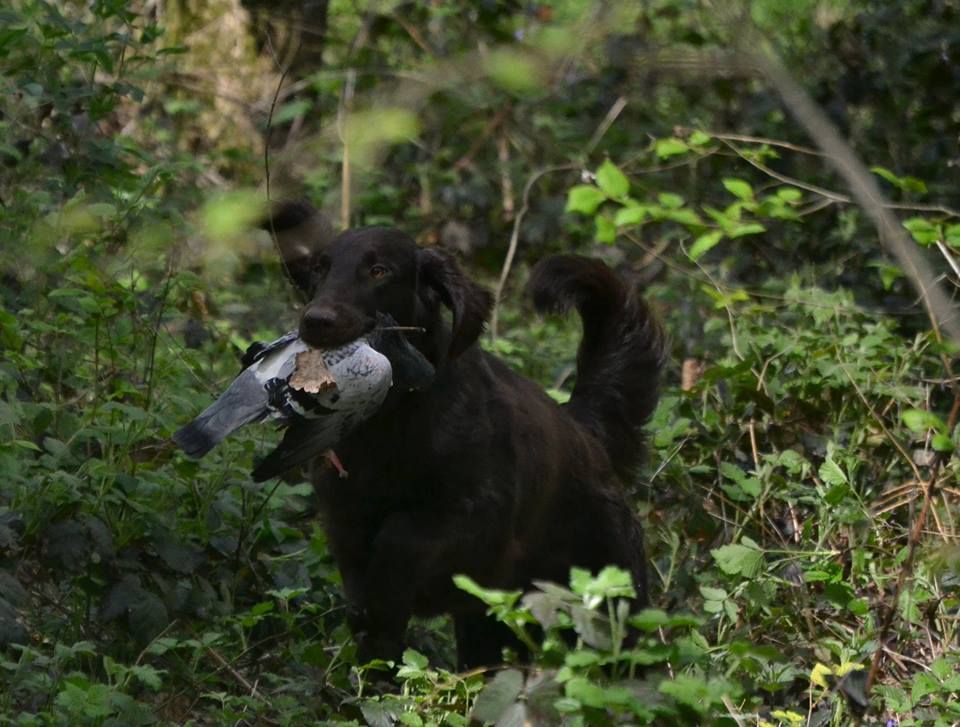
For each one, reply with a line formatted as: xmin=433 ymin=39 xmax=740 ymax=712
xmin=263 ymin=203 xmax=664 ymax=668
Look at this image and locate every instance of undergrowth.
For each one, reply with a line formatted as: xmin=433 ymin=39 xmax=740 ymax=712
xmin=2 ymin=1 xmax=959 ymax=725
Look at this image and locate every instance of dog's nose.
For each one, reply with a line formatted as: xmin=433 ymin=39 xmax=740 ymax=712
xmin=300 ymin=304 xmax=339 ymax=343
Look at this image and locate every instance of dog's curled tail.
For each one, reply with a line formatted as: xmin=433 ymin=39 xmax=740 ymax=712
xmin=527 ymin=255 xmax=665 ymax=478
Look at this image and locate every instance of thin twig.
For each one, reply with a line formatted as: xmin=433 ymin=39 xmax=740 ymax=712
xmin=490 ymin=164 xmax=577 ymax=338
xmin=583 ymin=95 xmax=628 ymax=158
xmin=205 ymin=645 xmax=263 ymax=698
xmin=676 ymin=127 xmax=823 ymax=155
xmin=337 ymin=68 xmax=356 ymax=229
xmin=263 ymin=37 xmax=298 ymax=291
xmin=935 ymin=240 xmax=960 ymax=281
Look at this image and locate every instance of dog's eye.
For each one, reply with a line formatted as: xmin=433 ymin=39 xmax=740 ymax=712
xmin=370 ymin=264 xmax=389 ymax=280
xmin=312 ymin=257 xmax=330 ymax=277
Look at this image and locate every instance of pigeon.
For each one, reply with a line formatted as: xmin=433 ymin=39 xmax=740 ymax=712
xmin=251 ymin=323 xmax=435 ymax=482
xmin=171 ymin=315 xmax=434 ymax=469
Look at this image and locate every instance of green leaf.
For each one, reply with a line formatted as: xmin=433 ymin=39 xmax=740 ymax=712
xmin=945 ymin=223 xmax=960 ymax=248
xmin=931 ymin=433 xmax=953 ymax=453
xmin=657 ymin=192 xmax=684 ymax=209
xmin=818 ymin=457 xmax=848 ymax=487
xmin=776 ymin=186 xmax=803 ymax=202
xmin=872 ymin=166 xmax=928 ymax=194
xmin=902 ymin=408 xmax=945 ymax=434
xmin=699 ymin=585 xmax=727 ymax=601
xmin=911 ymin=671 xmax=941 ymax=705
xmin=566 ymin=185 xmax=606 ymax=215
xmin=453 ymin=574 xmax=521 ymax=608
xmin=595 ymin=215 xmax=616 ymax=244
xmin=722 ymin=178 xmax=754 ymax=201
xmin=728 ymin=222 xmax=766 ymax=238
xmin=613 ymin=204 xmax=648 ymax=227
xmin=688 ymin=130 xmax=711 ymax=146
xmin=902 ymin=217 xmax=940 ymax=246
xmin=630 ymin=608 xmax=670 ymax=631
xmin=666 ymin=208 xmax=703 ymax=226
xmin=654 ymin=137 xmax=689 ymax=159
xmin=689 ymin=231 xmax=723 ymax=261
xmin=565 ymin=676 xmax=607 ymax=708
xmin=711 ymin=542 xmax=763 ymax=577
xmin=571 ymin=565 xmax=635 ymax=601
xmin=201 ymin=189 xmax=267 ymax=241
xmin=401 ymin=648 xmax=428 ymax=670
xmin=596 ymin=159 xmax=630 ymax=199
xmin=658 ymin=675 xmax=713 ymax=713
xmin=847 ymin=598 xmax=869 ymax=616
xmin=486 ymin=49 xmax=543 ymax=94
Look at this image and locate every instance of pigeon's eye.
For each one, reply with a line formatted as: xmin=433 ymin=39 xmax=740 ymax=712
xmin=370 ymin=264 xmax=390 ymax=280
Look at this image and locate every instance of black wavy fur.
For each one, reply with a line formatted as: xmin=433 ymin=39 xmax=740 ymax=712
xmin=251 ymin=207 xmax=666 ymax=671
xmin=526 ymin=255 xmax=665 ymax=479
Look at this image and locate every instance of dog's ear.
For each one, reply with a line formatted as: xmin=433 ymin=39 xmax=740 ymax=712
xmin=418 ymin=248 xmax=493 ymax=359
xmin=259 ymin=200 xmax=334 ymax=299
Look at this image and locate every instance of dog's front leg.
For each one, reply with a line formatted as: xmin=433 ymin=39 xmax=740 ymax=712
xmin=356 ymin=508 xmax=508 ymax=664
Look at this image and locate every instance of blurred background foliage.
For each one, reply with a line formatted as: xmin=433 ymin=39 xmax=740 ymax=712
xmin=1 ymin=0 xmax=959 ymax=724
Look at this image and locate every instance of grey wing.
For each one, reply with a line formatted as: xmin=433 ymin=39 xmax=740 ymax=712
xmin=250 ymin=414 xmax=350 ymax=482
xmin=172 ymin=368 xmax=271 ymax=458
xmin=242 ymin=331 xmax=299 ymax=368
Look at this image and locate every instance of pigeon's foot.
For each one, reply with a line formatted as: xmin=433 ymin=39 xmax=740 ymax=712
xmin=324 ymin=449 xmax=349 ymax=479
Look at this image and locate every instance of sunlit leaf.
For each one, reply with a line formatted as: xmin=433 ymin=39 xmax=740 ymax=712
xmin=722 ymin=178 xmax=754 ymax=201
xmin=654 ymin=137 xmax=689 ymax=159
xmin=565 ymin=185 xmax=606 ymax=215
xmin=596 ymin=159 xmax=630 ymax=199
xmin=689 ymin=231 xmax=723 ymax=260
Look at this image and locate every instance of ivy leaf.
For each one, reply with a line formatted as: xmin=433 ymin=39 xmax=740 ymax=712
xmin=596 ymin=159 xmax=629 ymax=199
xmin=565 ymin=185 xmax=606 ymax=215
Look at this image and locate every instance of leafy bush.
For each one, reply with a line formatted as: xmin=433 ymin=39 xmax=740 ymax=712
xmin=2 ymin=0 xmax=958 ymax=725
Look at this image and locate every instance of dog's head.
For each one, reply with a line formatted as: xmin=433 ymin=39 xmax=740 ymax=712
xmin=263 ymin=202 xmax=492 ymax=360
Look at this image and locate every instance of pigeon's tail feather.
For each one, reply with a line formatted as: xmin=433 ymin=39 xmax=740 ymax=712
xmin=172 ymin=371 xmax=270 ymax=458
xmin=172 ymin=419 xmax=221 ymax=459
xmin=526 ymin=255 xmax=665 ymax=478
